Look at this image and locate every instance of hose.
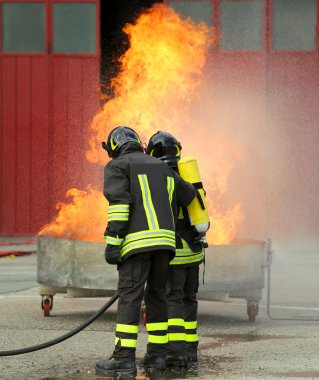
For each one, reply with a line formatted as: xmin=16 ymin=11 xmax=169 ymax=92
xmin=0 ymin=291 xmax=119 ymax=356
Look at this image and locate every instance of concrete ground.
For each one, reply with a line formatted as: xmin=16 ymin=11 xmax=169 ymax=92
xmin=0 ymin=237 xmax=319 ymax=380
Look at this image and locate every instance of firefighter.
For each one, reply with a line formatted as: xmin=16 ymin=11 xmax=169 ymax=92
xmin=146 ymin=131 xmax=207 ymax=367
xmin=95 ymin=126 xmax=196 ymax=378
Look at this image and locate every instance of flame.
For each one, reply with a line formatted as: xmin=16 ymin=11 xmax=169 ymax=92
xmin=195 ymin=137 xmax=244 ymax=244
xmin=39 ymin=185 xmax=107 ymax=242
xmin=87 ymin=4 xmax=213 ymax=164
xmin=39 ymin=4 xmax=243 ymax=244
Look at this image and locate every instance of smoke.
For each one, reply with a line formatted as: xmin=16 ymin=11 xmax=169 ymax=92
xmin=188 ymin=55 xmax=319 ymax=241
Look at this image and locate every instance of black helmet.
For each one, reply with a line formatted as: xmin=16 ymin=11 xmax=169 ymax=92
xmin=102 ymin=126 xmax=142 ymax=158
xmin=146 ymin=131 xmax=182 ymax=166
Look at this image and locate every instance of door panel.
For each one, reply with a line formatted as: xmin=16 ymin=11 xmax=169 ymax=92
xmin=1 ymin=57 xmax=17 ymax=233
xmin=267 ymin=53 xmax=319 ymax=236
xmin=0 ymin=0 xmax=99 ymax=235
xmin=16 ymin=57 xmax=32 ymax=233
xmin=31 ymin=57 xmax=50 ymax=232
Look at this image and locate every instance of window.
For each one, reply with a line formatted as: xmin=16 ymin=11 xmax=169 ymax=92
xmin=273 ymin=0 xmax=316 ymax=51
xmin=168 ymin=1 xmax=213 ymax=28
xmin=220 ymin=0 xmax=263 ymax=50
xmin=2 ymin=2 xmax=45 ymax=53
xmin=53 ymin=3 xmax=96 ymax=53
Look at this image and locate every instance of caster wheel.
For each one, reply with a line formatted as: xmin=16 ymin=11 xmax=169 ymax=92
xmin=41 ymin=296 xmax=53 ymax=317
xmin=247 ymin=303 xmax=259 ymax=322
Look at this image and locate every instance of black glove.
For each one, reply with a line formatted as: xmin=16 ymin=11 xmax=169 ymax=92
xmin=104 ymin=244 xmax=121 ymax=265
xmin=200 ymin=236 xmax=209 ymax=248
xmin=194 ymin=230 xmax=209 ymax=248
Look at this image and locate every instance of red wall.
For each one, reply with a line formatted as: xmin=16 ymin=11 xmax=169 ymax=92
xmin=0 ymin=0 xmax=100 ymax=235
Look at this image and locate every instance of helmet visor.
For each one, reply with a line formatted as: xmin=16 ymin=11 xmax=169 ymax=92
xmin=152 ymin=144 xmax=180 ymax=158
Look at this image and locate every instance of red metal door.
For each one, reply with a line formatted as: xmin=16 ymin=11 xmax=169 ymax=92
xmin=0 ymin=0 xmax=100 ymax=235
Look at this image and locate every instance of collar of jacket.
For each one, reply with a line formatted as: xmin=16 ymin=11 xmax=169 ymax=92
xmin=116 ymin=142 xmax=144 ymax=157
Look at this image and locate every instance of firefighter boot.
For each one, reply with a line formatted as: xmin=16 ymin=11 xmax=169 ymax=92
xmin=140 ymin=353 xmax=166 ymax=371
xmin=186 ymin=341 xmax=198 ymax=363
xmin=166 ymin=353 xmax=188 ymax=367
xmin=95 ymin=357 xmax=137 ymax=377
xmin=187 ymin=351 xmax=198 ymax=363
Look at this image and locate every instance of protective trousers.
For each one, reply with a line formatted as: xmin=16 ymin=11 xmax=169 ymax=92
xmin=112 ymin=250 xmax=170 ymax=361
xmin=167 ymin=265 xmax=199 ymax=355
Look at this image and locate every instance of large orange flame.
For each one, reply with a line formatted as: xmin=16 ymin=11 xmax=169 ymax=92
xmin=87 ymin=4 xmax=213 ymax=164
xmin=39 ymin=186 xmax=107 ymax=241
xmin=197 ymin=136 xmax=244 ymax=244
xmin=39 ymin=4 xmax=243 ymax=244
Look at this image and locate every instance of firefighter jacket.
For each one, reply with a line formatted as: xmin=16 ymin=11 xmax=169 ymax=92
xmin=103 ymin=143 xmax=196 ymax=261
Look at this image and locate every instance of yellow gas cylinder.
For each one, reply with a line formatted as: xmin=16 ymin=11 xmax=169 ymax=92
xmin=177 ymin=156 xmax=210 ymax=235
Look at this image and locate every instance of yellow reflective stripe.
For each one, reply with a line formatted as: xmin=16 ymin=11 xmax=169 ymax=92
xmin=174 ymin=249 xmax=204 ymax=258
xmin=175 ymin=246 xmax=204 ymax=257
xmin=168 ymin=318 xmax=184 ymax=327
xmin=111 ymin=137 xmax=119 ymax=151
xmin=175 ymin=248 xmax=202 ymax=256
xmin=185 ymin=333 xmax=199 ymax=342
xmin=121 ymin=238 xmax=175 ymax=257
xmin=120 ymin=230 xmax=175 ymax=257
xmin=182 ymin=239 xmax=188 ymax=249
xmin=167 ymin=176 xmax=174 ymax=204
xmin=138 ymin=174 xmax=159 ymax=230
xmin=116 ymin=324 xmax=138 ymax=334
xmin=146 ymin=322 xmax=168 ymax=331
xmin=178 ymin=207 xmax=184 ymax=220
xmin=148 ymin=334 xmax=168 ymax=344
xmin=108 ymin=205 xmax=129 ymax=222
xmin=108 ymin=211 xmax=129 ymax=216
xmin=168 ymin=333 xmax=186 ymax=341
xmin=185 ymin=321 xmax=197 ymax=330
xmin=115 ymin=337 xmax=137 ymax=348
xmin=170 ymin=251 xmax=204 ymax=265
xmin=104 ymin=235 xmax=123 ymax=245
xmin=109 ymin=204 xmax=130 ymax=212
xmin=108 ymin=215 xmax=129 ymax=221
xmin=122 ymin=229 xmax=175 ymax=245
xmin=167 ymin=176 xmax=175 ymax=222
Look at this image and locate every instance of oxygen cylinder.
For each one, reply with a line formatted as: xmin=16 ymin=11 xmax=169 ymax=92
xmin=177 ymin=156 xmax=210 ymax=235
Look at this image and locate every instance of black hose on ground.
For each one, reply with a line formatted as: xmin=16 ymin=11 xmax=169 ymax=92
xmin=0 ymin=291 xmax=119 ymax=356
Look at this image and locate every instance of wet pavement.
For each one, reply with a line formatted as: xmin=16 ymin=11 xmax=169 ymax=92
xmin=1 ymin=238 xmax=319 ymax=379
xmin=0 ymin=253 xmax=37 ymax=293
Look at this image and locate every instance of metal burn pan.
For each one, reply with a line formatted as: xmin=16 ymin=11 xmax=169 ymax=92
xmin=199 ymin=239 xmax=272 ymax=320
xmin=37 ymin=236 xmax=117 ymax=299
xmin=37 ymin=236 xmax=271 ymax=320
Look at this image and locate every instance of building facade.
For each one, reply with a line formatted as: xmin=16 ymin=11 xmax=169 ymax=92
xmin=0 ymin=0 xmax=318 ymax=236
